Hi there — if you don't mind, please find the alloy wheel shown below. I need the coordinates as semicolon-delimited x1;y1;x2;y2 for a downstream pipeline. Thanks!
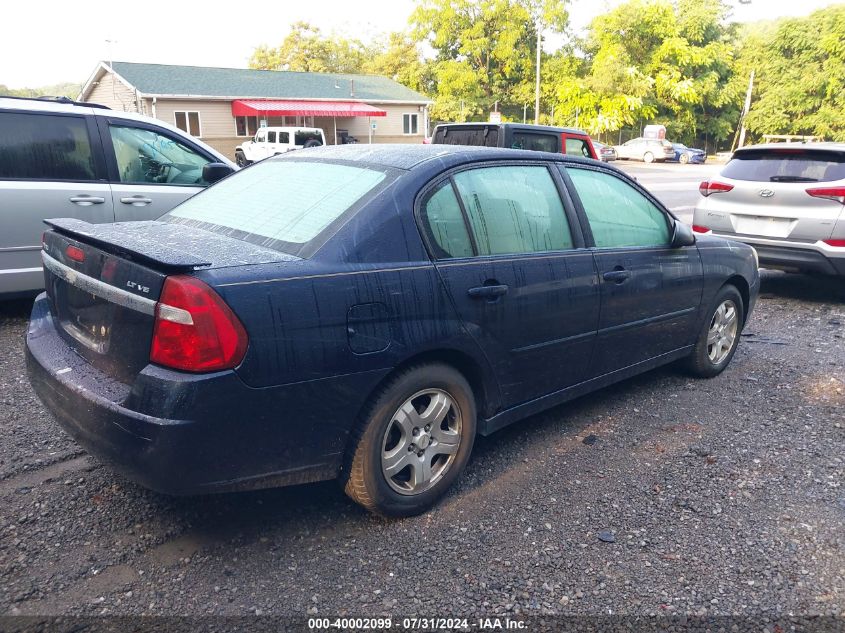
707;299;738;364
381;389;462;495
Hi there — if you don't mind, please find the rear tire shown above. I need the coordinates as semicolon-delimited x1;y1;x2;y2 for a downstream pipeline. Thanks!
342;364;476;517
643;151;654;163
684;285;744;378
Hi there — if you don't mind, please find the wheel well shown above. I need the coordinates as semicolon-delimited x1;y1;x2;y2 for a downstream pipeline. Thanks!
725;275;750;325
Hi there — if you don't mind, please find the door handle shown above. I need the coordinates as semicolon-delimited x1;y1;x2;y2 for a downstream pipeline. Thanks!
120;196;153;206
602;269;631;283
467;284;509;299
69;195;105;206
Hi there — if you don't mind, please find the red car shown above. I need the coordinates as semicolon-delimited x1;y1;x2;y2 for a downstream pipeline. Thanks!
431;123;598;160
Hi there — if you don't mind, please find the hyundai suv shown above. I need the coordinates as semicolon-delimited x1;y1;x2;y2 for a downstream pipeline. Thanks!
693;143;845;276
0;96;235;297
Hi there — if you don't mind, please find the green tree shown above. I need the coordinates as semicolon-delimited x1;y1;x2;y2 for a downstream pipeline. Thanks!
410;0;568;122
249;22;374;73
737;5;845;141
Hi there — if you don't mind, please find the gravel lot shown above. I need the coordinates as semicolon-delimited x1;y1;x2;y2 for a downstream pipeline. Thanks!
1;271;843;624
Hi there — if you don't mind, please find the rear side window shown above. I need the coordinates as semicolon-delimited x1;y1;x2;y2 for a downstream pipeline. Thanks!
565;167;670;248
510;133;558;153
162;160;388;255
433;127;500;147
722;149;845;183
295;131;322;146
0;112;96;181
452;166;573;256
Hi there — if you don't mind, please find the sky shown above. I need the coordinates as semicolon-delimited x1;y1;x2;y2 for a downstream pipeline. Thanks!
1;0;843;88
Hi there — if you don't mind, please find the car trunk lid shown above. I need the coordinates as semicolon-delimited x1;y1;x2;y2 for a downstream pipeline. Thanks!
42;219;295;382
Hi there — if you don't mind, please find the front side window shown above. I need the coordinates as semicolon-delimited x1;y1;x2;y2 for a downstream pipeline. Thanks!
565;167;670;248
0;113;96;181
452;166;573;256
565;138;591;158
421;182;474;259
163;160;389;255
174;111;201;137
108;124;212;186
403;113;419;135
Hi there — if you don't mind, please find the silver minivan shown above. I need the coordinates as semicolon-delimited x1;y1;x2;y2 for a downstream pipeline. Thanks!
0;96;236;297
693;143;845;276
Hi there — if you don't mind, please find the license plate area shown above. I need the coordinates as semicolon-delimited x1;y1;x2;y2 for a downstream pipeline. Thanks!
55;282;115;354
731;214;796;238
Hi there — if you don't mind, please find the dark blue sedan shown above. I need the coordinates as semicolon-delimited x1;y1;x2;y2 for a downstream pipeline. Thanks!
26;145;759;517
671;143;707;164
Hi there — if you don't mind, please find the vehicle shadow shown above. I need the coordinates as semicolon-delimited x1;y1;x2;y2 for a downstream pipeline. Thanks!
759;269;845;303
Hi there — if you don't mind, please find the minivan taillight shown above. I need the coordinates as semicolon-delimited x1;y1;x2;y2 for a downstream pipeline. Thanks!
699;181;734;197
806;186;845;204
151;275;248;372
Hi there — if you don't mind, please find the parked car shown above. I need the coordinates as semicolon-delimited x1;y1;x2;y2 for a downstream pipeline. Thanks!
670;142;707;164
614;137;675;163
432;122;598;160
694;142;845;276
0;96;236;298
593;141;618;162
27;144;759;517
234;126;325;166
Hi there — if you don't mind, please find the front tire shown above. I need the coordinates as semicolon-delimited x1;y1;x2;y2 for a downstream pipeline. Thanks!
684;285;744;378
235;151;250;168
679;153;690;164
342;364;476;517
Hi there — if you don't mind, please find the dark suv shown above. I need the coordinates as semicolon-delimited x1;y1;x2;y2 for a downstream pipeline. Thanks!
432;123;598;160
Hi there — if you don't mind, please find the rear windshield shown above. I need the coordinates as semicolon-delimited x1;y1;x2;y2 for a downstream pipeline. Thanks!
162;160;388;256
433;126;500;147
722;149;845;183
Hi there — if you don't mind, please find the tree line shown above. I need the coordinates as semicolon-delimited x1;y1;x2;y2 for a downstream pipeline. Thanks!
249;0;845;149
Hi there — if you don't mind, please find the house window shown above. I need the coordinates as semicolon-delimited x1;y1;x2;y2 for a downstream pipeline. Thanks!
174;111;201;137
403;113;419;135
235;116;259;137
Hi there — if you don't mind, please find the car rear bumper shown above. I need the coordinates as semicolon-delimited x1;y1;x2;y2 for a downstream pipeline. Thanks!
26;293;387;494
707;233;845;276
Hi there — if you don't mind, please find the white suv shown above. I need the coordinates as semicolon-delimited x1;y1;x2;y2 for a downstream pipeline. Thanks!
234;127;326;166
0;96;236;297
693;143;845;277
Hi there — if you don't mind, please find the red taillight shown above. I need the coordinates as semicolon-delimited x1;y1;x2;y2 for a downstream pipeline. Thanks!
692;225;712;234
150;275;248;373
823;239;845;247
806;186;845;204
66;245;85;262
699;181;734;197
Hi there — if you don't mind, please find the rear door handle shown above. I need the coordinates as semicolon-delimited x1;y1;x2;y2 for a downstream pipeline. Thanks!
120;196;153;206
602;269;631;283
69;195;105;206
467;284;509;299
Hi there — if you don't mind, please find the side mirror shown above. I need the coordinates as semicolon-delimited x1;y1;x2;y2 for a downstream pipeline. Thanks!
671;220;696;247
203;162;235;184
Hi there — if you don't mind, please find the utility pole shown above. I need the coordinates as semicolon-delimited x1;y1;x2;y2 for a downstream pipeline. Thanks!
523;103;528;124
534;20;542;125
736;70;754;150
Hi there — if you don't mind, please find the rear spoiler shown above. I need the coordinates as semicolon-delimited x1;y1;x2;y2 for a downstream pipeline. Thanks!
44;218;212;270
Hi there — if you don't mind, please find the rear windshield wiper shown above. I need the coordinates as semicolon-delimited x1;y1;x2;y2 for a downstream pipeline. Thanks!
769;175;818;182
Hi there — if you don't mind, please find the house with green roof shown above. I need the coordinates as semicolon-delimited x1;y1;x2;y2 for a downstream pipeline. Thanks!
80;61;432;158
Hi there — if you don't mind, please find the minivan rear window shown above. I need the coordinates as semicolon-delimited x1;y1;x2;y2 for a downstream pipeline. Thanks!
722;149;845;183
162;160;388;256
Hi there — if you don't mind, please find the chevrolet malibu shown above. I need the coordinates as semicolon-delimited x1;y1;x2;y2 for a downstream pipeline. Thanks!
26;145;759;517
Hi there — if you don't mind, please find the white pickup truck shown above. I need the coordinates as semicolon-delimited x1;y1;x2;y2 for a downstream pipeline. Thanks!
234;127;326;166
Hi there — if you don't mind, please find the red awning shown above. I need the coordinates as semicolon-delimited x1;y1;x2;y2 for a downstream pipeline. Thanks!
232;99;387;117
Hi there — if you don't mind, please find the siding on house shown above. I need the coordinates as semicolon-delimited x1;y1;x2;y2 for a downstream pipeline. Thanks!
153;99;236;138
86;74;142;113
